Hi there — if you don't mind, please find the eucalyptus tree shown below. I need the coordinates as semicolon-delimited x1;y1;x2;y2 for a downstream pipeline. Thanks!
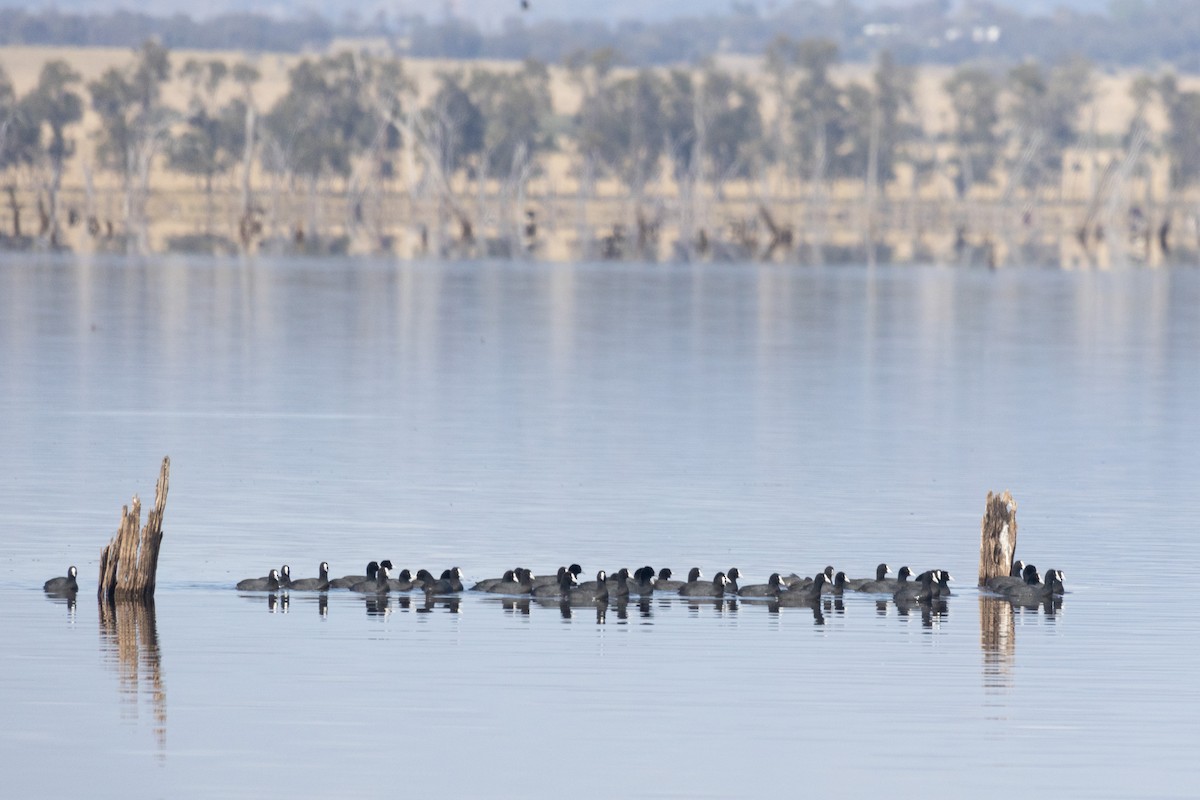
583;69;668;199
18;60;83;244
1157;74;1200;191
469;58;553;180
262;50;404;242
1005;57;1094;190
788;38;845;185
167;58;245;229
88;39;175;248
424;71;485;181
697;63;763;192
466;59;553;248
944;64;1002;196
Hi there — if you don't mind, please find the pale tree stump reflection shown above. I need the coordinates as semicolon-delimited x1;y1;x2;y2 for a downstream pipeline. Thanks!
98;599;167;753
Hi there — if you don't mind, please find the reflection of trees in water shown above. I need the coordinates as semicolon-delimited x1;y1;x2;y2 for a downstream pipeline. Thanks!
98;599;166;752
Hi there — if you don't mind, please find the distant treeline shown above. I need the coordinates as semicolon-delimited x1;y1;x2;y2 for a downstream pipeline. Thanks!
2;37;1199;263
3;1;1200;69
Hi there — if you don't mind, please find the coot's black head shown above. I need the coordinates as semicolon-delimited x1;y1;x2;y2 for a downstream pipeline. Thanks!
280;565;291;578
897;566;913;581
559;570;576;589
568;564;583;577
875;563;890;580
811;572;828;589
1022;564;1040;584
366;561;380;578
397;569;412;581
500;570;516;582
1010;559;1026;578
380;560;394;571
937;570;952;585
438;569;452;580
415;569;436;582
450;567;464;580
686;567;702;582
823;566;835;580
68;566;78;579
658;568;673;581
832;571;847;589
712;571;728;587
319;562;329;578
595;570;607;583
727;567;741;582
768;573;783;587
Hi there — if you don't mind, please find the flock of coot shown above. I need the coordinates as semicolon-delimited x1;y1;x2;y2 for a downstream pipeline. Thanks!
221;559;1066;606
39;560;1064;606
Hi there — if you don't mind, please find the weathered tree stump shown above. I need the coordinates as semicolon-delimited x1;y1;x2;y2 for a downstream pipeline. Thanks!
98;456;170;602
978;490;1017;587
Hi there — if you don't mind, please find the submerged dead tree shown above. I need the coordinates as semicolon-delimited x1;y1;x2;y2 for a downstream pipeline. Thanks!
978;489;1018;587
98;456;170;601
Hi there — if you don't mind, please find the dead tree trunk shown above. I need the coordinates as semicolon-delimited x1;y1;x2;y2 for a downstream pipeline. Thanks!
978;490;1017;587
98;456;170;602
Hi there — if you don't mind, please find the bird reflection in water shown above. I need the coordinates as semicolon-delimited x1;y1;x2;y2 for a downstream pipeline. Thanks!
365;595;392;617
98;598;166;754
557;600;607;624
894;596;949;628
44;589;78;617
767;600;825;625
502;598;530;616
267;593;289;613
416;596;460;614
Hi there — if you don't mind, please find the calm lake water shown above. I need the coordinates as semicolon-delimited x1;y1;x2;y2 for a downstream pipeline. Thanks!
2;255;1198;798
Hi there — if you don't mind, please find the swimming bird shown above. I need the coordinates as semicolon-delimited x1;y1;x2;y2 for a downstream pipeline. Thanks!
855;565;913;593
237;568;281;591
473;568;519;592
725;568;742;593
737;573;785;597
986;563;1038;593
566;570;609;604
845;563;890;591
932;570;953;598
893;570;937;603
276;565;293;590
350;564;391;594
776;572;829;605
43;566;78;594
288;562;330;591
484;568;535;595
1000;569;1064;603
330;561;378;589
785;565;834;590
387;568;416;591
679;572;729;598
531;568;574;598
627;566;656;595
657;567;702;592
823;571;848;596
418;568;464;595
532;564;582;588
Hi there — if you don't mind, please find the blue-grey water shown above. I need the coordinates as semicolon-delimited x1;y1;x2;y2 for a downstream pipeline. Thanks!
2;255;1198;798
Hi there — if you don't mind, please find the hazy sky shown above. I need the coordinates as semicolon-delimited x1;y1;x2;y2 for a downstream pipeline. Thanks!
3;0;1115;24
